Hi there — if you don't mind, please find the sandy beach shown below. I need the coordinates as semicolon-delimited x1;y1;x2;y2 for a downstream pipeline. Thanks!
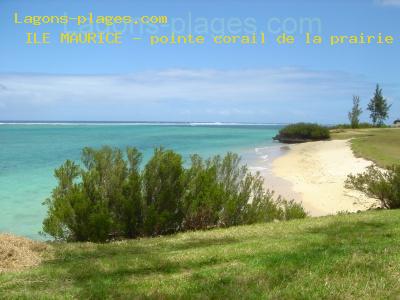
270;139;380;216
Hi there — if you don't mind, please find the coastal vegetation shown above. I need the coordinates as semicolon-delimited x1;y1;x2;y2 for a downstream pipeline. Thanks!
348;95;363;128
2;210;400;299
336;127;400;210
1;128;399;299
329;122;380;130
367;84;391;127
277;85;392;142
333;84;392;130
273;123;330;143
346;165;400;209
42;147;306;242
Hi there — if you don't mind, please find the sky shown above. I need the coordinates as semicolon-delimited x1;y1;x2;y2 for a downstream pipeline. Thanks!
0;0;399;123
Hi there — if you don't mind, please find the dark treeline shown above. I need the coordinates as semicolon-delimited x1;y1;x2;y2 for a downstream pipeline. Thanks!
42;147;306;242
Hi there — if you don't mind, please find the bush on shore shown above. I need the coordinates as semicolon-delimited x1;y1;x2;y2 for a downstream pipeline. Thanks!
345;165;400;209
42;147;307;242
273;123;330;143
329;122;389;130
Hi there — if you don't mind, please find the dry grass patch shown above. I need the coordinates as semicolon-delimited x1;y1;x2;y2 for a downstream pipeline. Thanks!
0;234;50;273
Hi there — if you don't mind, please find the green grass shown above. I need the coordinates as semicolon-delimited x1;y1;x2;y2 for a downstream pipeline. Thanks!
331;128;400;167
2;210;400;299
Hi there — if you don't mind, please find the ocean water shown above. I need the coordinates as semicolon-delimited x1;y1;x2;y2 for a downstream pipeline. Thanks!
0;123;282;239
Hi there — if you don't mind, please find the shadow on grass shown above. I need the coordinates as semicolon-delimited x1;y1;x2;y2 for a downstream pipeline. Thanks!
175;219;392;298
4;218;397;299
51;235;239;261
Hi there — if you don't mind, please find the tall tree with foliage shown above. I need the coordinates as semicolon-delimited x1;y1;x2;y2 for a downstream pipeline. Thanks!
367;84;391;126
348;95;362;128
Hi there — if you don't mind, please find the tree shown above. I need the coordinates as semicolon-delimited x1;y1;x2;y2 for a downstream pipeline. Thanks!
367;84;391;126
348;95;362;128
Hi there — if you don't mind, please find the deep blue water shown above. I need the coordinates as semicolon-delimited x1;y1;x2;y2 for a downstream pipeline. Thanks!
0;123;282;239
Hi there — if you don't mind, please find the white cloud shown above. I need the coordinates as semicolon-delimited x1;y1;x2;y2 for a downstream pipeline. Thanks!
376;0;400;6
0;68;390;122
0;68;370;104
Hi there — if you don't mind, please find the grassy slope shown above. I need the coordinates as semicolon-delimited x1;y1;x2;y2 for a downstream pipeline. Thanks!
2;210;400;299
331;128;400;167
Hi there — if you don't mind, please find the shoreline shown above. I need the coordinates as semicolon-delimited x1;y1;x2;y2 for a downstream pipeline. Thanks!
245;144;304;205
264;139;379;216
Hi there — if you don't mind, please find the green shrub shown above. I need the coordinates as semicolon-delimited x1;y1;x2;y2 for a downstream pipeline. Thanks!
182;153;273;229
119;148;143;238
142;148;184;235
274;123;330;143
244;185;282;223
280;199;308;220
181;154;223;230
181;153;307;229
216;153;252;227
345;165;400;209
246;190;307;223
329;122;388;130
42;147;307;242
42;147;136;242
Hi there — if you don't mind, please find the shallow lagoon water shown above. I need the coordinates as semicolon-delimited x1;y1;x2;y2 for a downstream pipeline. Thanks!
0;123;282;239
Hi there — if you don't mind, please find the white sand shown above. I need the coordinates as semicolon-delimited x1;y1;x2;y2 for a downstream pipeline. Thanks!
271;139;379;216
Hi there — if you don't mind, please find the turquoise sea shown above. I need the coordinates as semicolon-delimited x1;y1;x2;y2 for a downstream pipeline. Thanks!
0;123;282;239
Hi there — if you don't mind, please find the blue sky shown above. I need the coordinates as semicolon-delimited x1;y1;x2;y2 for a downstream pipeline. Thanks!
0;0;399;123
